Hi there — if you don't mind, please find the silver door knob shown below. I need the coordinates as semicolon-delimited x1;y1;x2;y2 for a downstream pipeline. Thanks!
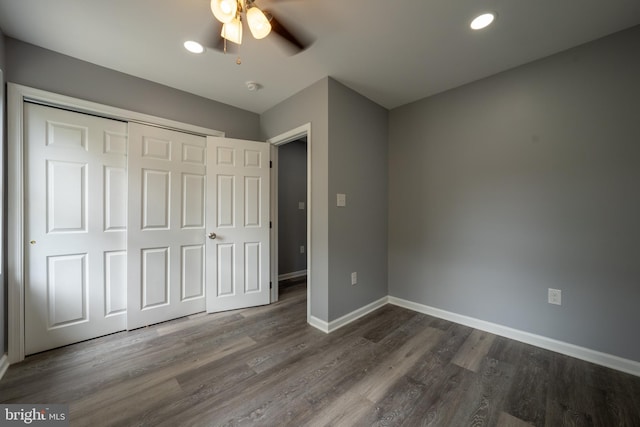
208;232;217;240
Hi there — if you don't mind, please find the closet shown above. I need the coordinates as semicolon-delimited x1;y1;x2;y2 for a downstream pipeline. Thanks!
21;101;270;355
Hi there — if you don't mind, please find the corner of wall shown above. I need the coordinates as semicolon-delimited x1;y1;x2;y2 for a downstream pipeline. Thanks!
326;78;389;321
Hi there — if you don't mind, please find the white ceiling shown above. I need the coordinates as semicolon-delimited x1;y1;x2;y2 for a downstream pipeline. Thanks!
1;0;639;114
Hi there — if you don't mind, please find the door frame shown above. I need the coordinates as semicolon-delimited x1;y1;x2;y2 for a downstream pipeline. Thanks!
267;124;312;322
7;83;223;363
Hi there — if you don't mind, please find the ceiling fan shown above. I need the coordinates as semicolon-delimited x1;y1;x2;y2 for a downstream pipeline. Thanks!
210;0;311;53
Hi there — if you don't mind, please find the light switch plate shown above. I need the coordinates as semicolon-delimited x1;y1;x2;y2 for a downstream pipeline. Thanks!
298;202;305;210
337;193;346;207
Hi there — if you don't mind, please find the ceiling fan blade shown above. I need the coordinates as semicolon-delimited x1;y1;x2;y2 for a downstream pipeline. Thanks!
265;11;313;53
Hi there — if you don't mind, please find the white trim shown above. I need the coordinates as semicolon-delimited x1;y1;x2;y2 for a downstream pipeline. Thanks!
8;85;26;364
269;144;279;303
0;354;9;381
388;296;640;378
310;296;389;334
7;83;225;363
0;69;4;276
278;270;308;281
308;316;330;333
267;123;312;324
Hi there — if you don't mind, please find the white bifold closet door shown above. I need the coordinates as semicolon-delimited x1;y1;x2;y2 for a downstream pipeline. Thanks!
24;103;128;355
23;105;271;353
126;123;207;329
205;137;271;312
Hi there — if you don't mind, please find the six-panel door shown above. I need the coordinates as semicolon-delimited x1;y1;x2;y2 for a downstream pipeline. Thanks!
24;103;128;354
206;137;271;312
126;123;207;329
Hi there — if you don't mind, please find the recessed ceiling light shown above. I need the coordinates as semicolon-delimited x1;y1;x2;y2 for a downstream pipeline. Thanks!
184;40;205;54
470;13;496;30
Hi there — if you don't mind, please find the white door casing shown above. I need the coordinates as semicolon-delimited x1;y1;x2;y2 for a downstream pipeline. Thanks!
206;137;270;312
267;123;312;323
24;103;128;354
127;123;208;329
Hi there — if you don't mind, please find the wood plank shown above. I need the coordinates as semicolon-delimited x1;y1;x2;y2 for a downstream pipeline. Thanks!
402;362;476;426
447;357;516;426
503;345;551;426
499;412;536;427
227;336;381;426
354;375;428;426
175;336;377;425
586;365;640;426
71;379;184;427
451;329;496;372
545;352;597;427
361;305;417;343
351;326;443;402
69;335;256;417
305;391;376;427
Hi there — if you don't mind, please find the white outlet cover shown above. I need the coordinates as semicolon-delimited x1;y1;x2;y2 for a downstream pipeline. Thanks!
351;272;357;285
298;202;305;210
337;193;346;207
548;288;562;305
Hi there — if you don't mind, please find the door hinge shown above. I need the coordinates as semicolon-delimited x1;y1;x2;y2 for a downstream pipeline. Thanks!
270;160;272;168
270;281;273;289
270;221;272;229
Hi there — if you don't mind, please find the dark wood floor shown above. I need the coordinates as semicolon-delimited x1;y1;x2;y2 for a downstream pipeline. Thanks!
1;281;639;426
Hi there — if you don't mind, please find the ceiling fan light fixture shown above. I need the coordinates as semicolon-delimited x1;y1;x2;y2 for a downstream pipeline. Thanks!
211;0;238;24
247;6;272;39
222;17;243;45
470;12;496;30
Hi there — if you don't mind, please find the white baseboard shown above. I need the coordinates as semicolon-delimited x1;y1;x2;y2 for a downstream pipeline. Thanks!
308;316;330;333
278;270;308;281
0;354;9;381
308;296;389;334
389;296;640;378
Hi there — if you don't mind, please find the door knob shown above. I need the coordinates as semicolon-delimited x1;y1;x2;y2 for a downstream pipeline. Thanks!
208;232;217;240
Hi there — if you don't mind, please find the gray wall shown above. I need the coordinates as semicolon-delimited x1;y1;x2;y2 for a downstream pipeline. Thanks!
0;30;6;355
261;77;330;320
278;139;307;275
5;38;260;140
388;25;640;362
261;77;389;322
327;79;388;320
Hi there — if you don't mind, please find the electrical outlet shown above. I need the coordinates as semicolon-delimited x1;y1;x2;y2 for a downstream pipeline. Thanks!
548;288;562;305
298;202;305;210
300;245;305;254
337;193;346;207
351;272;357;285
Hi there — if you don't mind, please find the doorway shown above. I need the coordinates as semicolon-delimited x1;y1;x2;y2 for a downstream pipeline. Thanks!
268;124;312;321
277;138;308;297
